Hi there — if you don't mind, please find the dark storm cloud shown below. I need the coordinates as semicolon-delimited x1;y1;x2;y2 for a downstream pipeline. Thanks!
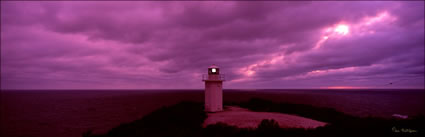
1;1;423;89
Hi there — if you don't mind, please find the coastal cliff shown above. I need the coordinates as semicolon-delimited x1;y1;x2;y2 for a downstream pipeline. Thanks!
84;98;424;137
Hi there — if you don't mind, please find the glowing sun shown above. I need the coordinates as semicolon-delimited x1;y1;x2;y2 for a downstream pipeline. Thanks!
334;24;350;35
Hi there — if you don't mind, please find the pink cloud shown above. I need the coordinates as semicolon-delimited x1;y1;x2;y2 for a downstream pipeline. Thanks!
1;1;423;89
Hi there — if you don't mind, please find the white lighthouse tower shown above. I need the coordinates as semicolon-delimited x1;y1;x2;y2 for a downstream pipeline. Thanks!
202;64;225;112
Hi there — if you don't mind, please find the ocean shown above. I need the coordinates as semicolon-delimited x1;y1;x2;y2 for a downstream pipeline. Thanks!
1;89;424;137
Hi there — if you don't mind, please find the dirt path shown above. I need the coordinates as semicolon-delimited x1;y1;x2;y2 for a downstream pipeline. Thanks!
203;106;327;129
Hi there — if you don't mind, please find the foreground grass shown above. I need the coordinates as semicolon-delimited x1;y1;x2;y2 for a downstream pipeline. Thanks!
84;98;424;137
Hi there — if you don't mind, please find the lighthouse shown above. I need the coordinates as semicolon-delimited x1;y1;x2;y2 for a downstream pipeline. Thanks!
202;64;225;112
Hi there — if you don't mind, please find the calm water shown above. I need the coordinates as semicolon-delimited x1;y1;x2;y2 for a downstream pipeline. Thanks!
1;89;424;137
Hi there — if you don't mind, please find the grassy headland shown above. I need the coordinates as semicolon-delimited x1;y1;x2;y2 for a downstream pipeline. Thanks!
84;98;424;137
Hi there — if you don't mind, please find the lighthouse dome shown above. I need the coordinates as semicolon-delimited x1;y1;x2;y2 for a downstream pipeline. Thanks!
208;64;220;74
208;64;219;69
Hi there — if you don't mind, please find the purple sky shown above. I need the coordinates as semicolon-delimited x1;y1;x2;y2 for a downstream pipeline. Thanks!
1;1;424;89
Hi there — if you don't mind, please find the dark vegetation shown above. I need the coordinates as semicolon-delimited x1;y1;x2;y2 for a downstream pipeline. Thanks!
84;98;424;137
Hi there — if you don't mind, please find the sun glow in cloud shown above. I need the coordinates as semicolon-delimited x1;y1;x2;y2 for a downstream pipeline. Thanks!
313;11;397;49
235;11;401;85
313;23;351;49
334;24;350;35
237;11;399;81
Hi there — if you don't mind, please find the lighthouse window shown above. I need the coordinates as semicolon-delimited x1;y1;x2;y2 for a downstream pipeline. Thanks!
212;68;216;73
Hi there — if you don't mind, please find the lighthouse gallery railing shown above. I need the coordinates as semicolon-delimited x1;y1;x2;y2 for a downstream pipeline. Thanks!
202;74;225;81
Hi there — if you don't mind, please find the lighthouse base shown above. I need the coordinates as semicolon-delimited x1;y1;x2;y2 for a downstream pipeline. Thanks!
204;81;223;112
